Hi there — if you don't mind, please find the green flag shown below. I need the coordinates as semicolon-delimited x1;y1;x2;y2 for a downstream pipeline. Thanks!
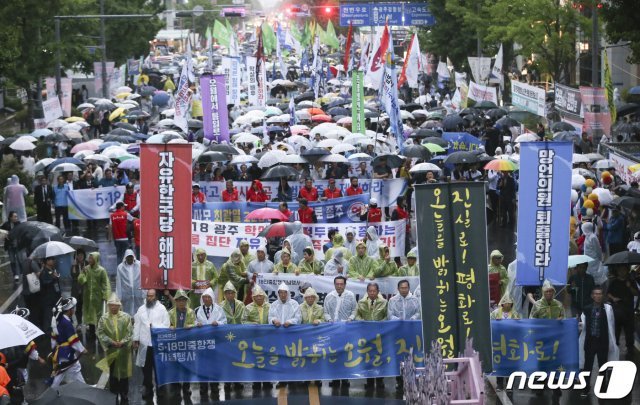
290;23;302;43
604;49;617;124
225;18;233;35
301;21;311;47
352;71;366;134
326;20;340;50
213;20;230;48
262;23;276;55
317;24;327;47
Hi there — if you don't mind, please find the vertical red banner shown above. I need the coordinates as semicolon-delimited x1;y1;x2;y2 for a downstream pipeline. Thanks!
140;144;192;289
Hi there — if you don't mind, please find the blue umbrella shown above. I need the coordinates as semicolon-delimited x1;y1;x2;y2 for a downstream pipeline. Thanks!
628;86;640;95
98;141;123;151
31;128;54;138
46;158;85;172
152;91;170;107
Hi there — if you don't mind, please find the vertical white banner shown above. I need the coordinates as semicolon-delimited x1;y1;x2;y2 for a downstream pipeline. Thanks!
246;56;258;106
45;77;56;99
61;78;72;117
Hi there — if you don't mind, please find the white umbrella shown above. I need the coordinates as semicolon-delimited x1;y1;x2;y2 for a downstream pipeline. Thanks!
29;241;75;259
343;133;367;145
62;130;83;139
324;128;352;139
273;142;294;153
101;147;128;159
310;123;338;137
231;155;259;165
51;163;82;173
73;151;95;160
567;255;594;268
409;162;442;173
115;85;133;94
288;135;313;150
514;133;539;143
10;139;36;151
161;108;175;117
281;155;308;164
320;154;349;163
400;110;415;120
331;144;356;154
592;159;613;169
258;150;287;168
157;118;175;127
295;110;312;121
84;155;111;165
572;153;591;164
47;119;68;129
19;135;38;143
233;133;260;144
0;314;44;350
348;152;373;162
34;158;56;173
585;153;605;162
316;139;340;148
77;103;95;110
168;138;188;144
591;187;613;206
572;174;586;190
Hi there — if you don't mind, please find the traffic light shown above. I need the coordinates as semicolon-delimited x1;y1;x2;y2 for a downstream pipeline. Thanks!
324;6;333;14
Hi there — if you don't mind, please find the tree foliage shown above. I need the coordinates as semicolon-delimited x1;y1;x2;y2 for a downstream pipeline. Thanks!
599;0;640;64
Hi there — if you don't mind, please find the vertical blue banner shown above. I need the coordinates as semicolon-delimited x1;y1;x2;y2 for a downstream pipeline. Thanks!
516;142;572;286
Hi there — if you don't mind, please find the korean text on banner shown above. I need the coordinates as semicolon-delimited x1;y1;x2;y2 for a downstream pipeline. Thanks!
67;187;125;220
192;219;406;258
60;78;73;117
516;142;572;286
414;183;491;372
580;86;612;141
511;81;546;118
554;84;582;119
352;71;366;134
221;57;241;106
152;321;424;384
200;75;229;143
467;81;498;104
140;144;192;289
42;98;64;124
246;56;258;106
491;319;579;376
609;150;636;185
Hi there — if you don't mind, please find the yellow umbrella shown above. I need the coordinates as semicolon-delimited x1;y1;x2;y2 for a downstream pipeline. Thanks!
630;164;640;173
115;92;131;99
109;107;125;121
65;116;85;123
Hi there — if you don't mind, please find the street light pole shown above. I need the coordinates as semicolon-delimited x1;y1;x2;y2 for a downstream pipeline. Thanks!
591;2;599;86
100;0;108;98
55;18;62;103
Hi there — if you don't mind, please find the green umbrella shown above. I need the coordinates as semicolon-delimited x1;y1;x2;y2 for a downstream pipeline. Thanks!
423;143;446;153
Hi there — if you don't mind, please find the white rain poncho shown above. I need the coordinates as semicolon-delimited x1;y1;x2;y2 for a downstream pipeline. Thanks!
323;289;357;322
115;249;145;316
194;287;227;325
268;283;301;325
387;291;421;320
365;226;382;259
247;246;274;279
323;250;349;277
3;175;28;222
286;222;313;263
578;303;619;369
343;228;357;256
581;222;607;284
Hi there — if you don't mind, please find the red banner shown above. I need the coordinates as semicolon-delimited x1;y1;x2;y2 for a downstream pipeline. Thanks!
140;144;192;289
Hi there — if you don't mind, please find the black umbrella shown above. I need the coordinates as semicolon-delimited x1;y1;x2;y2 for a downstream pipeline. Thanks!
551;122;576;132
364;111;378;119
268;126;285;134
46;158;86;172
485;108;507;119
31;381;116;405
108;128;134;136
93;99;116;112
402;103;422;112
188;119;203;129
410;128;440;139
422;137;448;147
295;92;315;103
553;131;580;142
459;107;480;116
198;151;229;163
609;196;640;210
139;85;157;96
444;151;479;165
261;164;300;180
496;116;520;128
302;147;331;159
44;133;69;142
613;123;636;137
403;145;432;160
616;102;640;117
266;98;280;106
209;144;240;155
258;222;298;238
102;135;137;143
604;251;640;265
9;221;63;253
475;100;498;109
328;107;350;116
328;99;350;108
66;236;99;252
277;103;289;111
125;110;150;119
442;115;464;131
0;137;17;146
372;154;404;168
114;122;137;131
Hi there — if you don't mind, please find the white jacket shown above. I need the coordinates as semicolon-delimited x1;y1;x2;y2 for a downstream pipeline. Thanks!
387;292;421;320
133;302;170;347
195;304;227;326
268;298;301;325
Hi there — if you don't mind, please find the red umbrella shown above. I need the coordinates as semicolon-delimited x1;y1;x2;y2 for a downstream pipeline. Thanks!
258;222;298;238
311;114;333;123
245;208;290;221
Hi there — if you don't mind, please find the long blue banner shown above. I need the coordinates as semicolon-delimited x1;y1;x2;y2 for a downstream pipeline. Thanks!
491;319;579;376
151;320;424;384
515;142;572;286
442;132;484;153
192;194;369;223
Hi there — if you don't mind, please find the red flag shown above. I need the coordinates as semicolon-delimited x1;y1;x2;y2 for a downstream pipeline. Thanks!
398;33;415;88
344;22;353;72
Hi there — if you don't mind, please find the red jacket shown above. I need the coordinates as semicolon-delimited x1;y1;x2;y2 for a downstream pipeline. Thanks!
110;210;129;240
299;186;319;202
392;206;410;232
133;218;141;247
123;191;138;211
298;206;317;223
323;187;342;199
222;188;239;202
192;191;206;204
346;186;363;196
247;181;268;202
368;207;383;223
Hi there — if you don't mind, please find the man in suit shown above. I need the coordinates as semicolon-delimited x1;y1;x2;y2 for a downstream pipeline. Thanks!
75;171;96;190
34;176;53;223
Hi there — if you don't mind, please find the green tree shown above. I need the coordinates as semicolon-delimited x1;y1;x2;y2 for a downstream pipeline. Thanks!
599;0;640;63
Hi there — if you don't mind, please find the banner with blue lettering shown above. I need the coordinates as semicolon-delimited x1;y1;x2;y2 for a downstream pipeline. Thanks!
193;194;369;223
491;319;579;376
516;142;572;286
442;132;484;153
67;186;125;220
196;179;407;207
151;320;424;384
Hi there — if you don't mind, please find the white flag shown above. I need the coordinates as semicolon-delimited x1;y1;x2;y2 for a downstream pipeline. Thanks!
399;34;421;88
185;41;195;83
468;56;492;84
436;61;450;79
490;44;504;88
364;25;390;90
173;59;192;133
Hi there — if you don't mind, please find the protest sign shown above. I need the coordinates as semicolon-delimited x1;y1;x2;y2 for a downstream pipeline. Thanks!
511;81;546;117
67;186;125;220
468;81;498;104
152;321;424;384
201;75;229;143
42;98;63;123
580;86;612;141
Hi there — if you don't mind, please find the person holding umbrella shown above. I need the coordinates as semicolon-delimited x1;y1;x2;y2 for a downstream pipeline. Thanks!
97;293;133;405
